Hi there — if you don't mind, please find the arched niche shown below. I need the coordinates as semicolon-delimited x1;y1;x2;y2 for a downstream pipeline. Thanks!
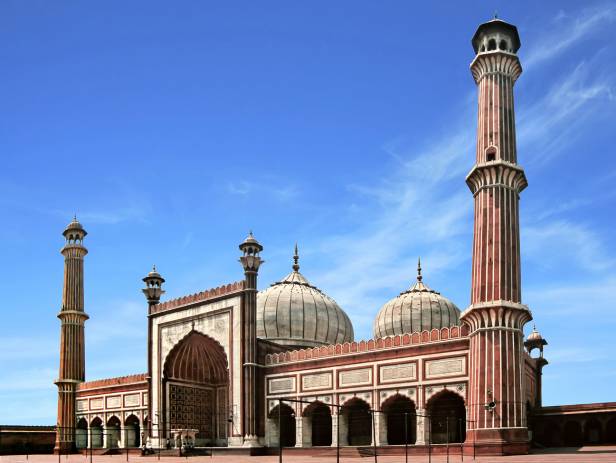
341;398;372;446
303;401;332;446
124;414;141;448
382;394;416;445
267;403;296;447
163;330;229;446
426;390;466;444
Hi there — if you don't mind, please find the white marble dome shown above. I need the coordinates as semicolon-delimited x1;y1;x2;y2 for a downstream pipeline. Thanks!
373;260;460;339
256;247;354;348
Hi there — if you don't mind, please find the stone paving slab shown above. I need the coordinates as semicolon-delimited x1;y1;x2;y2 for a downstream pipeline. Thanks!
2;447;616;463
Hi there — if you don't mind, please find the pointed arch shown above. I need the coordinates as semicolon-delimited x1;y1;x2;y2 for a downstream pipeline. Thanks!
163;330;228;384
426;389;466;444
341;397;372;446
75;418;88;449
267;403;296;447
381;394;416;445
89;417;103;449
163;329;230;446
303;401;332;446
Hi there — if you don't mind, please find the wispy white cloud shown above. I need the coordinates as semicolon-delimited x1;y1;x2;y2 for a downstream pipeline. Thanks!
526;276;616;318
523;220;615;272
524;4;616;69
226;180;299;202
518;57;615;166
0;337;57;361
87;299;146;344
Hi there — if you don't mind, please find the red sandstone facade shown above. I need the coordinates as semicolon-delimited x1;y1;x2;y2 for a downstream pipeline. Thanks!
51;17;616;456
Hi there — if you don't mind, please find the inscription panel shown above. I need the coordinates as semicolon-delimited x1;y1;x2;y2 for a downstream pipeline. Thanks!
90;398;103;410
106;396;121;409
76;399;88;411
425;357;466;379
268;377;296;394
124;393;140;407
302;372;332;391
380;362;416;383
338;368;372;388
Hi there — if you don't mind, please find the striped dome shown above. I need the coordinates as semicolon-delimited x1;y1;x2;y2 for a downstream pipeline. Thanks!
163;331;228;384
256;246;354;348
373;260;460;339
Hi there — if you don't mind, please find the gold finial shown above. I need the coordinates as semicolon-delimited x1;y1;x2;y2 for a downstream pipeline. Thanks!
292;243;300;272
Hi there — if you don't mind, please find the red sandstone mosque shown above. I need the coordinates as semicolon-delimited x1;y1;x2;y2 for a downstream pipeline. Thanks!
53;17;616;456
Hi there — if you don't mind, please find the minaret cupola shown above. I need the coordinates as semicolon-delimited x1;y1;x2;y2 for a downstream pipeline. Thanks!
142;266;165;306
472;16;520;54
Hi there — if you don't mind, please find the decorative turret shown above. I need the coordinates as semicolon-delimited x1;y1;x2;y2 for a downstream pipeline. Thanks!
142;265;165;440
524;325;547;357
239;231;264;274
142;266;165;306
55;217;89;452
238;232;263;446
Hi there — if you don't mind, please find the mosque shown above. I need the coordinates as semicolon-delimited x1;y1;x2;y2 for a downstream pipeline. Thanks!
52;17;616;456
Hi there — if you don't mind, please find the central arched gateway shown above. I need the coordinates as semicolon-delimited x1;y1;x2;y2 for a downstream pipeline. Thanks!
163;330;229;446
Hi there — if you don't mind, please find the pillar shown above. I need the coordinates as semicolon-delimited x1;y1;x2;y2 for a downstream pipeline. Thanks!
374;413;387;445
296;417;311;447
416;410;429;445
335;413;348;446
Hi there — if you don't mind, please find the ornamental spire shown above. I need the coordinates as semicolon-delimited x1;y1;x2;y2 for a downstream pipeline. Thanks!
293;243;300;272
417;257;422;282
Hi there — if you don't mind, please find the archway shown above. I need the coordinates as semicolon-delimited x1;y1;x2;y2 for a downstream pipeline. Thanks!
75;418;88;449
163;330;229;446
304;401;332;447
606;418;616;443
382;395;416;445
342;398;372;446
268;403;296;447
585;418;602;444
90;417;103;448
427;390;465;444
564;420;582;447
106;416;121;448
124;415;141;448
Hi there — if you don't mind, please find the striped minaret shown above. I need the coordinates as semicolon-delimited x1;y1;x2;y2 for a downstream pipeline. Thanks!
461;18;533;454
54;217;89;453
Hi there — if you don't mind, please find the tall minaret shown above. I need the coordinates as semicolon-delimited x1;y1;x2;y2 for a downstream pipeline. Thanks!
54;218;89;452
461;18;533;453
239;232;263;446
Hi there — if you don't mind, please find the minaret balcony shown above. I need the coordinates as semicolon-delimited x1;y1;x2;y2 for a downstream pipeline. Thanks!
466;160;527;195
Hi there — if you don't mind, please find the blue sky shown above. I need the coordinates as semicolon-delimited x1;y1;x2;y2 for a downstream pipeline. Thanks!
1;1;615;424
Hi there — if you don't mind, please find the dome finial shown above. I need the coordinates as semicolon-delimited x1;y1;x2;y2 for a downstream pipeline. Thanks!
417;257;422;282
292;243;300;272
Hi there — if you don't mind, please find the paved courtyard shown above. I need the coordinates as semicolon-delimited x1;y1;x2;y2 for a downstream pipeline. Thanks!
2;447;616;463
